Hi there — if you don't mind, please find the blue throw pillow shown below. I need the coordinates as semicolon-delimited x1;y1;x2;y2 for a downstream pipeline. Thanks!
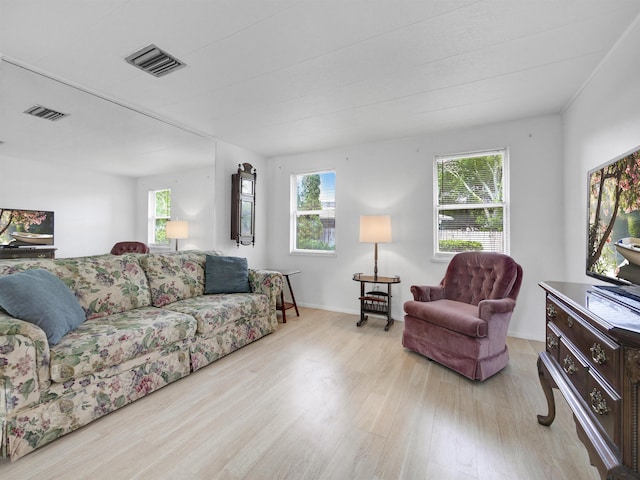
205;255;251;294
0;269;85;345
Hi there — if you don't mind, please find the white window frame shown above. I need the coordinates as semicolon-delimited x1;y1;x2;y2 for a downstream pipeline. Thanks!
290;169;336;255
433;148;510;260
148;188;171;247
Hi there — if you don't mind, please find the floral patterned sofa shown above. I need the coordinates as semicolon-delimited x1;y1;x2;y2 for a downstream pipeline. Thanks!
0;250;283;460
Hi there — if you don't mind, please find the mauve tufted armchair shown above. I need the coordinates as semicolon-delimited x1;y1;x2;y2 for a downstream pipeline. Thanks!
403;251;523;381
110;241;150;255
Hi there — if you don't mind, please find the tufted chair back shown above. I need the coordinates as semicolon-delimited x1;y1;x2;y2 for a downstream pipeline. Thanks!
110;241;150;255
441;251;522;306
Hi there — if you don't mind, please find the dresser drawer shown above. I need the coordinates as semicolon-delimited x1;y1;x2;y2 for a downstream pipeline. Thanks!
559;339;589;397
545;322;561;361
547;298;620;390
586;370;621;447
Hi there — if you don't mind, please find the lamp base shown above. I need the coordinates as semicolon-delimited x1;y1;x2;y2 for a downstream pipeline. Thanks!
373;242;379;280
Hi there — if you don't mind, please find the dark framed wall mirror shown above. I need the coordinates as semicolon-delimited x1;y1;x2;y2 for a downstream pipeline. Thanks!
231;163;256;246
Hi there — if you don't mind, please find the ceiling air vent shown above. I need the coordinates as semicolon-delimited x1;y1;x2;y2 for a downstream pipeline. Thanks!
23;105;68;121
125;44;186;77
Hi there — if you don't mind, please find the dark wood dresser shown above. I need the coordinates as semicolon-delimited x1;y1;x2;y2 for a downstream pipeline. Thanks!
0;248;56;259
538;281;640;479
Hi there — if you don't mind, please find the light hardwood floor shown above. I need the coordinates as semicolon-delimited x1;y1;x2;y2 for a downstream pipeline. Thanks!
0;308;601;480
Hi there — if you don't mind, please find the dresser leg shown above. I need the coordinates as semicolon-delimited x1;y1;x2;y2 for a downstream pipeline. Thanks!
537;353;557;426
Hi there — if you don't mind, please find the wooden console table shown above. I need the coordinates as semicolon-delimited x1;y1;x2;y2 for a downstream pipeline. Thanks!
538;281;640;479
0;248;56;259
352;273;400;331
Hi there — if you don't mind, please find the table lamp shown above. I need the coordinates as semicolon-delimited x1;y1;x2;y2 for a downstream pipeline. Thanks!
166;220;189;251
359;215;392;280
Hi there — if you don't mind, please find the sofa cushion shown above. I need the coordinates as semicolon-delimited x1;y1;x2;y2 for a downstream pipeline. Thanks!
205;255;250;294
56;254;153;319
0;258;58;277
0;269;85;345
403;299;487;337
49;306;197;382
163;293;270;335
139;252;207;307
0;255;153;320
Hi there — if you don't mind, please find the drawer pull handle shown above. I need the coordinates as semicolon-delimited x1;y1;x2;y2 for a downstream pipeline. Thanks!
546;304;557;319
590;343;607;365
563;356;577;375
566;316;574;328
546;334;558;350
589;389;610;415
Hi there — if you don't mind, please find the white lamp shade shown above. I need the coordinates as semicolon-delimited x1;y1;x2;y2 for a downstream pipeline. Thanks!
166;220;189;239
359;215;392;243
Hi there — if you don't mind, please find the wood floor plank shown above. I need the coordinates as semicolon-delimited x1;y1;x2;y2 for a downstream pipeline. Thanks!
0;308;602;480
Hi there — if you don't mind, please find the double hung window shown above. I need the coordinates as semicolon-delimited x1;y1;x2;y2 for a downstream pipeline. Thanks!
291;170;336;254
434;149;509;257
148;188;171;246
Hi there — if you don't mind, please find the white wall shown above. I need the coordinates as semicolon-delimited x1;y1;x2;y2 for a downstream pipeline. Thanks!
214;140;269;268
564;17;640;282
1;155;136;257
2;135;270;270
136;163;216;252
266;114;564;340
134;139;270;270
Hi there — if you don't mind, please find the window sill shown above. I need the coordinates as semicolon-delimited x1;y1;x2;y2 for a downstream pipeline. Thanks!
290;250;337;257
431;254;454;263
149;245;172;253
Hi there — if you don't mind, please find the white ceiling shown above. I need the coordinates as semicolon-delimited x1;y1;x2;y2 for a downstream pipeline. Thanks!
1;0;639;177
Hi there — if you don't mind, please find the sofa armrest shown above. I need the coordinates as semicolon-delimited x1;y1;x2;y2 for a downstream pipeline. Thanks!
410;285;445;302
248;269;284;328
0;312;51;415
478;298;516;320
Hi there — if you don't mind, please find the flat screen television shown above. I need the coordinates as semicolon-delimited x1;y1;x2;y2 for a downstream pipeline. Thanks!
0;209;54;247
586;145;640;308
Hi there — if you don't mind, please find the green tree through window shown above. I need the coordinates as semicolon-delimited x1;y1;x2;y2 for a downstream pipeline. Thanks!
435;149;509;255
149;188;171;244
292;171;335;252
